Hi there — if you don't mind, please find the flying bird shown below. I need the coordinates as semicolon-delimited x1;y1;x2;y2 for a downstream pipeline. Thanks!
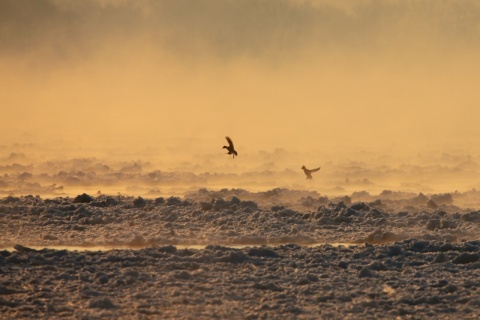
223;136;238;159
302;165;321;179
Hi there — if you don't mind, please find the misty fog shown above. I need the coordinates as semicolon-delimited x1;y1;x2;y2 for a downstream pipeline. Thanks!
1;0;480;198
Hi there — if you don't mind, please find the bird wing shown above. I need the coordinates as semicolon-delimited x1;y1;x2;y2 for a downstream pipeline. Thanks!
225;136;234;148
310;167;321;172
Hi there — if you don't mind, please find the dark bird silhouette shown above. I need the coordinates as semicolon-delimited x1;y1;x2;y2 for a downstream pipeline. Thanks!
223;136;238;158
301;165;320;179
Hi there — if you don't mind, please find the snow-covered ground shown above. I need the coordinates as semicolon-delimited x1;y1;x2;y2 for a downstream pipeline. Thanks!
1;190;480;318
1;189;480;248
1;240;479;319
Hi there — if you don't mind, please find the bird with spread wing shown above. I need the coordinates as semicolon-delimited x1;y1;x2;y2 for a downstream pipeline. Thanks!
301;165;321;179
222;136;238;159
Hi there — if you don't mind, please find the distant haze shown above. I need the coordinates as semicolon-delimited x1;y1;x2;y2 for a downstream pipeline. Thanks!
1;0;480;162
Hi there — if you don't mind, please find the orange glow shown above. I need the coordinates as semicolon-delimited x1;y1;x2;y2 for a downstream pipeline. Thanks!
1;0;480;197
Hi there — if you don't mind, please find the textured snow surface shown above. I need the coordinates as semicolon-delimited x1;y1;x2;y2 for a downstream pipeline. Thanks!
1;189;479;248
2;241;480;319
1;191;480;318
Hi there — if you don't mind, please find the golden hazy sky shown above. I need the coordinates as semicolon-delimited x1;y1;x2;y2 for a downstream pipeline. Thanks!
1;0;479;156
